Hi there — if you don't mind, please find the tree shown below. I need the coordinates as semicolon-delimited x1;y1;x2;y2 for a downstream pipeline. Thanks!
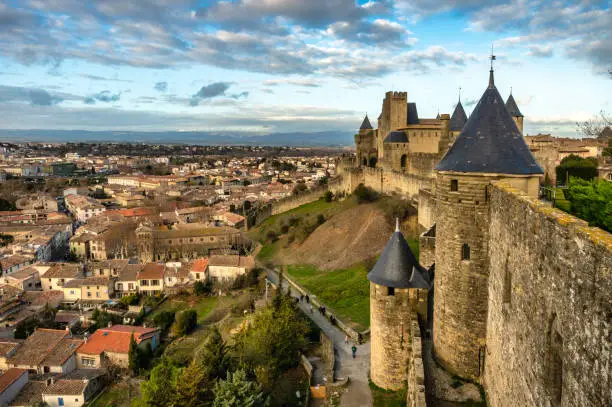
555;155;598;184
353;183;379;203
0;233;14;247
172;309;197;337
128;333;139;374
576;110;611;139
323;190;333;203
194;280;211;296
213;370;266;407
562;177;612;232
136;359;181;407
152;310;175;333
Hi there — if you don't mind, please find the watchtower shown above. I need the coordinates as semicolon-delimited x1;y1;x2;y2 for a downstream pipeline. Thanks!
368;220;430;390
432;67;542;380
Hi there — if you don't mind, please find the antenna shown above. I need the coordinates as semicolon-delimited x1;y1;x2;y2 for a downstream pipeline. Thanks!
458;86;462;102
489;44;496;88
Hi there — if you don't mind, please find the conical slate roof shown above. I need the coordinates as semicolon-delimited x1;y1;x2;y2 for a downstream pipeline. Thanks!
435;71;543;175
360;114;373;130
505;94;523;117
449;100;467;131
367;222;430;289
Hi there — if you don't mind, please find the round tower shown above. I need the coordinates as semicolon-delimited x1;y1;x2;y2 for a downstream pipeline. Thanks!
368;220;430;390
505;92;524;134
432;69;542;380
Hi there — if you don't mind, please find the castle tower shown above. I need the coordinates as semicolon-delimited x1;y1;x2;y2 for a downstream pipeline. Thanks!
368;220;430;390
378;92;408;160
136;220;154;263
355;114;376;167
432;68;542;380
449;95;468;143
505;92;524;133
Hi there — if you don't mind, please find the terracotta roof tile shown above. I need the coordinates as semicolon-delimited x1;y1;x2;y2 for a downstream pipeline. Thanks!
137;263;165;280
43;379;87;395
0;368;27;393
190;258;209;273
77;325;158;355
8;329;67;366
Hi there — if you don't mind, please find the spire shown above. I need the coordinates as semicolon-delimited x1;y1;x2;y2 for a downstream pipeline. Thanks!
359;114;373;130
449;98;468;132
506;93;523;117
489;45;496;89
458;86;462;102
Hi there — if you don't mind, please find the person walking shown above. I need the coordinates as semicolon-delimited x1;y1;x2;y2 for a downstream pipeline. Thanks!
344;334;349;344
351;344;357;359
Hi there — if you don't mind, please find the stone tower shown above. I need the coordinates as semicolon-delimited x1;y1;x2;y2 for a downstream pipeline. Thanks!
505;92;524;134
136;220;154;263
368;221;430;390
378;92;408;160
432;68;542;380
448;96;468;143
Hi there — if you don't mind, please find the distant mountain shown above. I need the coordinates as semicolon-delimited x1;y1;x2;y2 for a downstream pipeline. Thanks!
0;129;355;147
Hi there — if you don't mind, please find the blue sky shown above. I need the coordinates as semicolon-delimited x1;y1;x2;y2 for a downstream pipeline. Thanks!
0;0;610;137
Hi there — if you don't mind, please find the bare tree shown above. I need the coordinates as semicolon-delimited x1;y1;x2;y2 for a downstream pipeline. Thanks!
576;110;612;139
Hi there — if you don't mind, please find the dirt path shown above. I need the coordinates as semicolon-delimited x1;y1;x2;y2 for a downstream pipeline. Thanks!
266;269;373;406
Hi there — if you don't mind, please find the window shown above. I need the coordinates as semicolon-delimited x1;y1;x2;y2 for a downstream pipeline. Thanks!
387;287;395;296
96;292;100;298
81;357;95;367
400;155;407;169
151;280;159;286
87;292;92;298
196;273;200;279
140;280;149;286
461;244;470;260
128;283;134;290
70;290;75;295
450;179;458;191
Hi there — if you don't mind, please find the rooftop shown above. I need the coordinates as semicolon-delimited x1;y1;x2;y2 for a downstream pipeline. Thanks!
137;263;165;280
43;379;88;396
0;368;27;393
209;255;254;269
8;329;67;367
77;325;159;355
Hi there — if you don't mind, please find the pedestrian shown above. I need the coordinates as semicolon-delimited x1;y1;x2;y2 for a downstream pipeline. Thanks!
352;344;357;359
305;295;309;303
310;305;313;313
344;334;349;344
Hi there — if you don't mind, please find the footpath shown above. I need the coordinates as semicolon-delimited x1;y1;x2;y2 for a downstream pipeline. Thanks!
266;269;373;407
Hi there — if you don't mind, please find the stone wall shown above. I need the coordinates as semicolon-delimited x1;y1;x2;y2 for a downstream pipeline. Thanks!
406;314;427;407
418;225;435;269
484;182;611;407
417;189;435;230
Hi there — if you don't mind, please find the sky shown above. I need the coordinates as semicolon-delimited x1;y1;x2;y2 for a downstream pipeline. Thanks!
0;0;610;138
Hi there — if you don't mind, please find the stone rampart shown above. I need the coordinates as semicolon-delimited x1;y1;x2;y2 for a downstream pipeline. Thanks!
417;188;435;230
406;314;427;407
484;182;611;407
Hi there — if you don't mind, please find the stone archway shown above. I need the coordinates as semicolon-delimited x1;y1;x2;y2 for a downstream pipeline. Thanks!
400;154;407;170
369;157;377;168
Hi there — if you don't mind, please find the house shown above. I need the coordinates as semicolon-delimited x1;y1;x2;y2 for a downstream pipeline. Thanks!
0;255;34;277
214;212;245;228
163;263;190;289
41;369;106;407
208;255;254;283
0;285;24;322
114;264;142;298
41;264;84;291
0;341;21;370
7;329;82;375
189;258;208;282
1;266;41;291
0;369;28;406
137;264;165;296
76;325;160;369
87;259;129;278
61;277;114;305
64;195;105;223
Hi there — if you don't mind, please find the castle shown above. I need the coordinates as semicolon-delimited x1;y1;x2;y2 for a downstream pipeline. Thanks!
353;68;610;406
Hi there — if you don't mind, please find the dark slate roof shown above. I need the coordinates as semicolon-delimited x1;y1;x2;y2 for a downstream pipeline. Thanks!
435;71;543;175
449;100;468;131
359;115;373;130
407;103;419;125
384;131;408;143
505;94;523;117
367;226;430;289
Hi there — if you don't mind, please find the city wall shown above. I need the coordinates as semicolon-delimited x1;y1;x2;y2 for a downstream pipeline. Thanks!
484;182;611;407
406;314;427;407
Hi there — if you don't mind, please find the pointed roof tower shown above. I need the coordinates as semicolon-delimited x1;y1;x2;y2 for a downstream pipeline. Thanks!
367;220;430;289
449;93;468;132
435;66;543;175
359;114;373;130
505;92;523;118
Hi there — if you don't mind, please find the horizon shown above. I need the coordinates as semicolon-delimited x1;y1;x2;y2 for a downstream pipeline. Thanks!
0;0;610;139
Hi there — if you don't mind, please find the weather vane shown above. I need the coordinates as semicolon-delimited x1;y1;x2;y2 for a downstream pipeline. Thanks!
490;44;496;70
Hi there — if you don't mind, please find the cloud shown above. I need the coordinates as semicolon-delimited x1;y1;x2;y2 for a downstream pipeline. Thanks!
327;19;414;46
526;44;553;58
463;98;478;107
189;82;248;106
80;74;132;82
0;85;63;106
263;79;322;88
84;90;121;104
154;81;168;92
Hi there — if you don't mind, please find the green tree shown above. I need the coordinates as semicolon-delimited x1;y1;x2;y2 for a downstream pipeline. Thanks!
194;280;211;296
136;358;181;407
128;333;139;374
562;177;612;232
152;310;176;332
172;309;197;337
323;190;333;203
213;370;266;407
353;183;379;203
555;154;598;184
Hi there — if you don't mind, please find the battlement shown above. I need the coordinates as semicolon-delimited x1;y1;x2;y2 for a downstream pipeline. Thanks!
385;91;408;99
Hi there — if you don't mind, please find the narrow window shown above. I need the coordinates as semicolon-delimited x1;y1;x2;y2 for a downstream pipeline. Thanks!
484;186;489;202
387;287;395;296
548;318;563;406
450;179;458;191
461;244;470;260
503;267;512;305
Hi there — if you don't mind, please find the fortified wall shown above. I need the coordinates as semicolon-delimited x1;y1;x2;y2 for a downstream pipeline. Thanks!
484;182;611;407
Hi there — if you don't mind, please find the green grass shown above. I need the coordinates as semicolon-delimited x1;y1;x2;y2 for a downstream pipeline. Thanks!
147;295;218;325
369;380;407;407
87;382;139;407
286;263;370;331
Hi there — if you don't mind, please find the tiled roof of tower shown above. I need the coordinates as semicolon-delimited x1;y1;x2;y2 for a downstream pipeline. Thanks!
407;103;419;125
505;94;523;117
449;100;468;131
384;131;408;143
367;224;430;289
359;115;373;130
435;70;543;175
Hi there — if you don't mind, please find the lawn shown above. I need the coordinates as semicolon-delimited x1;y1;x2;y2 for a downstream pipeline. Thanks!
147;295;217;324
88;381;140;407
286;263;370;331
369;380;407;407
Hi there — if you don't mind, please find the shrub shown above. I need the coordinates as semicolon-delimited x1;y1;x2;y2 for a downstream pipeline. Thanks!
194;280;211;296
265;230;278;243
152;310;176;332
555;154;598;184
323;190;333;202
120;294;140;306
172;309;197;337
280;224;289;234
354;183;378;203
316;214;325;225
378;196;417;223
292;182;308;195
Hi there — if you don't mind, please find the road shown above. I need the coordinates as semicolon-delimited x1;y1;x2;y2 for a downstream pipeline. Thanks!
266;269;373;407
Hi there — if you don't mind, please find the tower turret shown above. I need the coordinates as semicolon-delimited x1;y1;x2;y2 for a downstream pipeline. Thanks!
432;67;542;381
368;220;430;390
136;220;154;263
505;91;524;134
